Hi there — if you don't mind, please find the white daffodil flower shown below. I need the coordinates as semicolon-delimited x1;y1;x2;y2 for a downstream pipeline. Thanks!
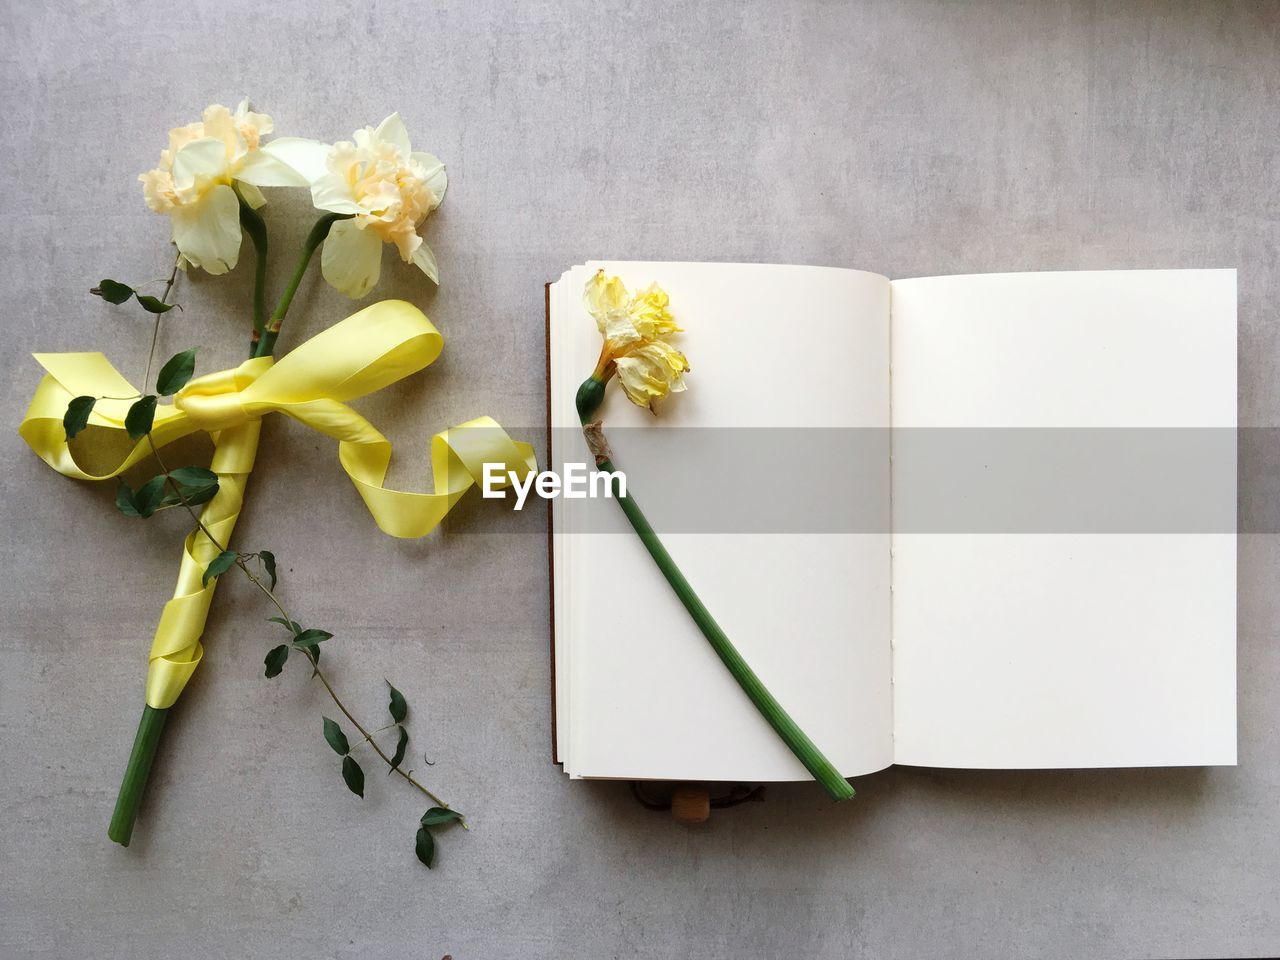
262;114;447;299
140;100;307;274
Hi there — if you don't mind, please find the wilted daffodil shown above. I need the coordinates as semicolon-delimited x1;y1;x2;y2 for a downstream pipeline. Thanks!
573;272;854;804
582;271;689;412
140;100;307;274
261;114;447;299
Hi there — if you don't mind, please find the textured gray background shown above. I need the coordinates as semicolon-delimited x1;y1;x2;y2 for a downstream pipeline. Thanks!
1;1;1277;958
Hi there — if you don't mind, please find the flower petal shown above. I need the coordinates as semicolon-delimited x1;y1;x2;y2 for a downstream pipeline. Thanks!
310;172;364;215
411;240;439;284
375;113;411;155
603;311;642;347
411;151;447;205
258;137;333;185
614;356;664;409
321;220;382;298
237;147;310;187
584;270;630;318
171;137;229;191
170;183;241;275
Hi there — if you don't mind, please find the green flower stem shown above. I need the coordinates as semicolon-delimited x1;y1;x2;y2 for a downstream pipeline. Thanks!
237;194;269;349
254;213;351;358
107;705;167;845
576;377;855;802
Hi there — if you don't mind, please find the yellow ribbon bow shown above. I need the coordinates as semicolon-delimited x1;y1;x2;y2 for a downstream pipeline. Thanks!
19;299;535;709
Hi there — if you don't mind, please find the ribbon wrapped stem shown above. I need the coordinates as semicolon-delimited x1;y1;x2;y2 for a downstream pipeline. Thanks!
109;418;262;844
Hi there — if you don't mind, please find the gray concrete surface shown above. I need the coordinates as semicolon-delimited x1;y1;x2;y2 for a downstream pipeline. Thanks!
1;1;1277;957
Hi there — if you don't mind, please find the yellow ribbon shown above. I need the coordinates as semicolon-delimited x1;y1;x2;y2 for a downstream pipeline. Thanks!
19;299;535;709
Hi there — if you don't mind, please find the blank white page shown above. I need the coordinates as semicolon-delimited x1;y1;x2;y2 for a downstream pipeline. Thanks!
551;262;893;781
890;269;1236;768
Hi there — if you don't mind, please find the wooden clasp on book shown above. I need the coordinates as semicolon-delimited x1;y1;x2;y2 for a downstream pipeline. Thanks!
670;784;711;823
630;782;766;822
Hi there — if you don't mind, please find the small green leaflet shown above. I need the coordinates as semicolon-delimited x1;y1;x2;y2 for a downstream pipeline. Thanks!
166;483;217;508
155;349;196;395
387;681;408;724
293;628;332;648
414;826;435;868
389;726;409;771
268;615;302;633
292;628;332;665
114;469;219;519
202;550;239;586
259;551;277;591
115;482;141;517
420;807;463;827
124;395;157;439
136;294;177;314
90;279;177;313
114;476;165;518
264;644;289;678
63;396;96;440
92;279;134;304
341;755;365;798
131;475;168;518
167;466;216;487
322;716;350;756
164;467;218;508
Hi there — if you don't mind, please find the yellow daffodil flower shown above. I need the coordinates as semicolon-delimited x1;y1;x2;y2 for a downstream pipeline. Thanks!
583;270;688;410
140;100;308;274
572;274;854;802
261;114;447;299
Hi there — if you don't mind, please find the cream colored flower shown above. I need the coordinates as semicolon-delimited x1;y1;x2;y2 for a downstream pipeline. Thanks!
139;100;307;274
585;272;682;345
261;114;447;299
584;271;688;411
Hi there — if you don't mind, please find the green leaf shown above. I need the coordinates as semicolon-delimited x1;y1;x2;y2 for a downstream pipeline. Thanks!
341;755;365;797
157;466;219;509
264;644;289;678
322;716;350;756
132;475;168;518
202;549;238;587
387;681;408;724
155;348;197;395
389;726;409;771
167;466;216;488
115;481;141;518
259;550;277;591
179;484;218;508
63;396;96;440
93;279;134;304
414;826;435;868
164;481;218;506
420;807;464;827
124;395;157;439
136;294;176;314
293;628;332;649
293;627;330;667
268;616;302;633
168;466;218;498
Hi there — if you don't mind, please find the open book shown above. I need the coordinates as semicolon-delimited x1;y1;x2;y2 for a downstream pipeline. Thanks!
547;263;1236;783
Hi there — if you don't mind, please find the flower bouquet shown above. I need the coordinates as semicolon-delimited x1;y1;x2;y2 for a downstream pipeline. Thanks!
19;101;534;867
